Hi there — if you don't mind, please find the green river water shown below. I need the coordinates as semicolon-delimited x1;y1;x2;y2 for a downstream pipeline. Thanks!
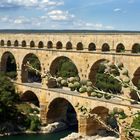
0;130;73;140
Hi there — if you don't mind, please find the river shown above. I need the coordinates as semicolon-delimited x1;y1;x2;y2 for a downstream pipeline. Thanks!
0;130;73;140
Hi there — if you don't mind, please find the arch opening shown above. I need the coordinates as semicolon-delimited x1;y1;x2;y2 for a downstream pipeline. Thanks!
21;53;41;83
87;106;119;136
56;41;62;49
7;40;11;47
38;41;44;48
88;43;96;51
47;41;53;48
1;52;17;79
89;59;121;94
50;56;78;78
21;91;40;107
47;98;78;131
132;43;140;53
0;40;4;46
22;40;27;47
102;43;110;52
66;42;72;50
116;43;125;53
14;40;19;47
77;42;83;50
30;41;35;48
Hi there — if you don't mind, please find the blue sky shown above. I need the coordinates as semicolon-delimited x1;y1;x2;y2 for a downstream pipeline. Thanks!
0;0;139;30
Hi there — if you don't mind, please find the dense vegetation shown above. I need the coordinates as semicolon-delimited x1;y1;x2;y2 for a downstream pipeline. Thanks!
0;72;40;134
95;64;122;94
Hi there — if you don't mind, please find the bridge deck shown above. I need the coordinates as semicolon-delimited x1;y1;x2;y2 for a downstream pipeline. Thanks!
15;82;140;109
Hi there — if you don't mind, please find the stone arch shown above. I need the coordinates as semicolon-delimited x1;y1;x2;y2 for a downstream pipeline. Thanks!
66;41;72;50
132;43;140;53
1;51;17;79
87;106;119;136
14;40;19;47
77;42;83;50
22;40;27;47
30;40;35;48
21;53;41;83
38;41;44;48
49;56;79;78
116;43;125;53
0;40;4;46
47;41;53;48
46;97;78;130
7;40;11;47
132;67;140;86
56;41;63;49
101;43;110;52
88;43;96;51
88;59;108;84
21;90;40;107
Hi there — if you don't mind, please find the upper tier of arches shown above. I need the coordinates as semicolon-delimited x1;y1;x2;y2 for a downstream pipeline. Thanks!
0;39;140;53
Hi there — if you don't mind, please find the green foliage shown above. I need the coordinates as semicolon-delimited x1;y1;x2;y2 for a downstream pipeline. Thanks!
95;64;121;94
57;59;78;78
131;112;140;130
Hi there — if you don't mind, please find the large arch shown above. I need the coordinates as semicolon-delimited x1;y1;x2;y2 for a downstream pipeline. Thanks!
46;97;78;130
49;56;79;78
1;51;17;79
21;90;40;107
132;43;140;53
88;59;107;84
21;53;41;83
101;43;110;52
116;43;125;53
86;106;119;136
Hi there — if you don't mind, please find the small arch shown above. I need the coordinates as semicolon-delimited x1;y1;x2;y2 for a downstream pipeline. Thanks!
38;41;44;48
66;41;72;50
47;97;78;131
47;41;53;49
116;43;125;53
102;43;110;52
76;42;83;50
30;41;35;48
0;40;4;46
88;43;96;51
21;91;40;107
56;41;63;49
14;40;19;47
132;43;140;53
22;40;26;47
7;40;11;47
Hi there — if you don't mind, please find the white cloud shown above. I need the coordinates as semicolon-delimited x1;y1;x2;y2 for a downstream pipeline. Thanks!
47;10;75;21
113;8;121;12
0;0;64;9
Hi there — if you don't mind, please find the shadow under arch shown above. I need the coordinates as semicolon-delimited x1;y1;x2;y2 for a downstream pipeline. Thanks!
46;97;78;130
21;53;41;83
87;106;119;136
1;51;17;79
21;90;40;107
132;43;140;53
88;59;108;84
49;56;79;78
116;43;125;53
102;43;110;52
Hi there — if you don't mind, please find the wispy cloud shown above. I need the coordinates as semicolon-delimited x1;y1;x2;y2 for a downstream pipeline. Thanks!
113;8;121;12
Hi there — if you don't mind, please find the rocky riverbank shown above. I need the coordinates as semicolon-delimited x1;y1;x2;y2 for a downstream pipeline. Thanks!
0;122;67;137
61;133;120;140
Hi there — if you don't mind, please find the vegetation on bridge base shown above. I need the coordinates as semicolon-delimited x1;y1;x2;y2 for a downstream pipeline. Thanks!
0;72;40;134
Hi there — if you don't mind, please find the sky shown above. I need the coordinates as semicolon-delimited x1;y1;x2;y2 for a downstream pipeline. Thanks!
0;0;140;30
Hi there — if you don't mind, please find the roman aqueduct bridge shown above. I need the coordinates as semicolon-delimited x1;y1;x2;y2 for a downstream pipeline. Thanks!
0;31;140;138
